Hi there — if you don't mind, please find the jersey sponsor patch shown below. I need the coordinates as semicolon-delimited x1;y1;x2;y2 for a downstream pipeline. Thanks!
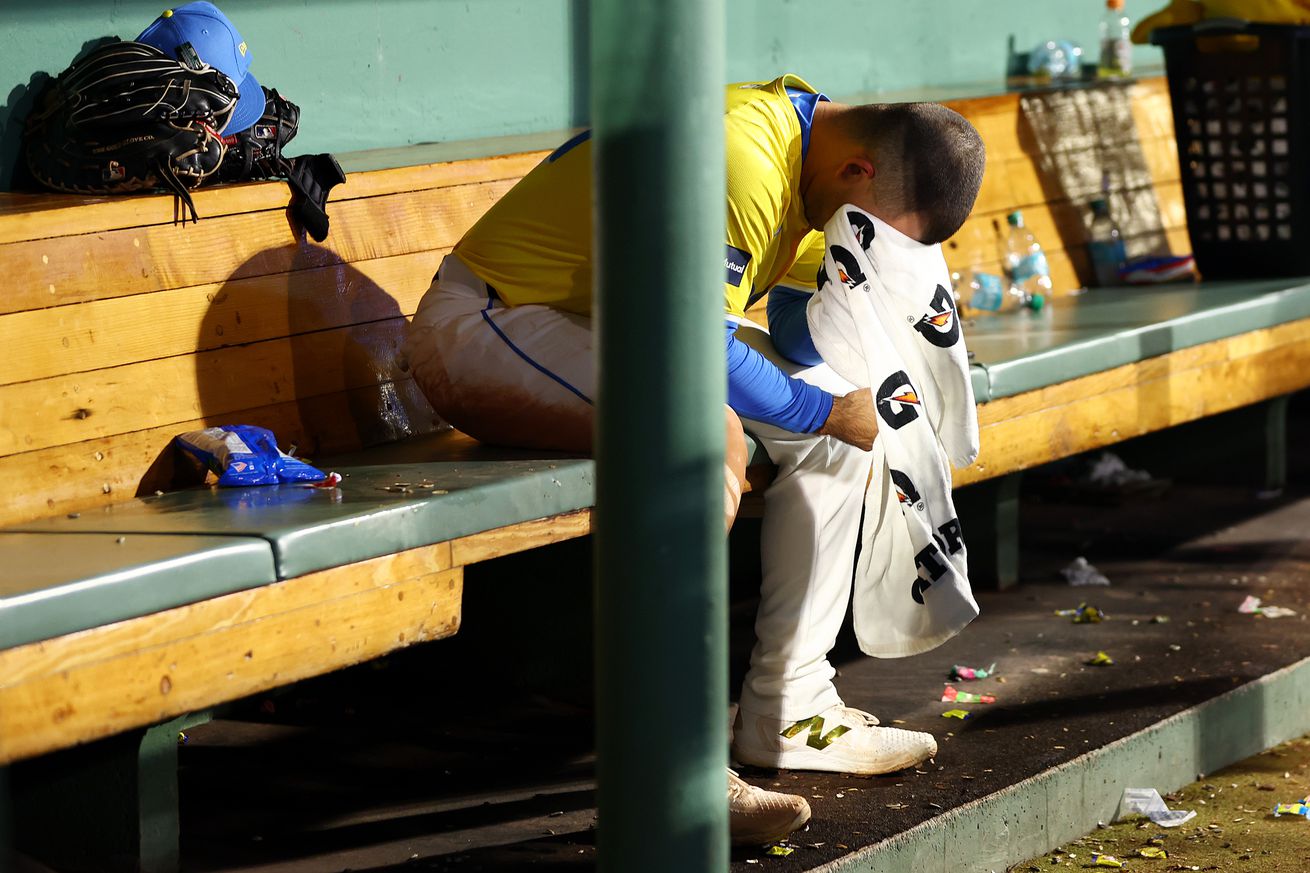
725;244;752;287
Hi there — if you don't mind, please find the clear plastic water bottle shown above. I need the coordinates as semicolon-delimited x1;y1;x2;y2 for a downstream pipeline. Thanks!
949;240;1015;315
1087;197;1126;286
1098;0;1132;79
1029;39;1083;83
963;267;1016;314
1002;211;1052;310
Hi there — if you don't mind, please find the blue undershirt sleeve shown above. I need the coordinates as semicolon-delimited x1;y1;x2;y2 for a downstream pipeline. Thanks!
725;323;833;434
766;285;824;366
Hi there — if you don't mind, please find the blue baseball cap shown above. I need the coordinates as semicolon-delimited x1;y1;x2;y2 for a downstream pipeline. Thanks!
137;2;263;134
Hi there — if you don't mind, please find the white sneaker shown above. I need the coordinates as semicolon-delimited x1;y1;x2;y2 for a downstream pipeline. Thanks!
732;703;937;775
727;768;811;846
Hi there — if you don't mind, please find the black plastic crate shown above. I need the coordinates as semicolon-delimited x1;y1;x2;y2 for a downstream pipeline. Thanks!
1154;22;1310;277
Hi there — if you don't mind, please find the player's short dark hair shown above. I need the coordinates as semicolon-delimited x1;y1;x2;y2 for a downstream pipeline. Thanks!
840;102;985;244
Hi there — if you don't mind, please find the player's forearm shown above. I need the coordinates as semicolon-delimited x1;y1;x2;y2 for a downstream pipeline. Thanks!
815;388;877;451
724;326;833;433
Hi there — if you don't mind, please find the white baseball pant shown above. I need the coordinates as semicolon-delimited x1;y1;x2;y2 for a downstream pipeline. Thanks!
404;254;869;722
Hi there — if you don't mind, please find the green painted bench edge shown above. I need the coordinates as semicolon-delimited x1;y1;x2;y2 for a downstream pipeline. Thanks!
4;459;595;581
968;278;1310;400
0;533;276;650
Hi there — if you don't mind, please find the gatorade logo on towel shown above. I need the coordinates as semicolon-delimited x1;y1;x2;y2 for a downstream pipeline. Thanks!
890;469;923;509
911;518;965;604
875;370;921;430
830;244;866;289
725;245;752;286
847;211;876;253
914;284;961;348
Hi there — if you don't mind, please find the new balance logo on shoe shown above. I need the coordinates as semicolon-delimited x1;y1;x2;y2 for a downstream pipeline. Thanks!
780;715;851;750
733;704;938;775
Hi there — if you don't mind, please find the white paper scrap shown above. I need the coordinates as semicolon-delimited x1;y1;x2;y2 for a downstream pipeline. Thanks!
1118;788;1196;828
1062;556;1111;587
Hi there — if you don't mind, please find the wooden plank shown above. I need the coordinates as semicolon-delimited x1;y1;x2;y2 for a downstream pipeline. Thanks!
0;151;544;247
946;78;1170;163
0;316;419;458
952;318;1310;486
339;134;563;175
0;558;461;764
0;177;516;316
450;509;593;566
0;379;441;527
948;179;1186;269
972;153;1054;216
0;540;453;687
1129;79;1179;142
0;247;446;386
1141;133;1182;185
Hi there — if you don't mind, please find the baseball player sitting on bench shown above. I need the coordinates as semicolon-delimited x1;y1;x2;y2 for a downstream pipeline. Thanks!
403;73;984;844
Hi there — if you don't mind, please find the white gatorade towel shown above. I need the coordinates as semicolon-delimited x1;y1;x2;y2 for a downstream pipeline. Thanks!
807;204;980;657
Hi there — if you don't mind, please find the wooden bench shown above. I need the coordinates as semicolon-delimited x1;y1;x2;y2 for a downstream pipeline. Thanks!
2;75;1308;871
0;135;594;872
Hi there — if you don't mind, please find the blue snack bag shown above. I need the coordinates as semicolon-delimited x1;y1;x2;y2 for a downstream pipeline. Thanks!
226;425;328;483
175;425;327;486
175;426;278;486
274;444;327;483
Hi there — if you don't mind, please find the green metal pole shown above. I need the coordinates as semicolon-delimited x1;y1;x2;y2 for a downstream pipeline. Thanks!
592;1;727;870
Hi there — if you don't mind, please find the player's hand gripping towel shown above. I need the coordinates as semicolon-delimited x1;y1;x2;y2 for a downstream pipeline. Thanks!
807;205;980;657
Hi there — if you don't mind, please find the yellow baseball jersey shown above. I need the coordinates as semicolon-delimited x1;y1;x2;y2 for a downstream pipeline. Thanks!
454;74;824;318
778;233;827;292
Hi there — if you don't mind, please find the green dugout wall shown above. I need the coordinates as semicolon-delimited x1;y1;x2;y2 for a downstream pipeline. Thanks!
0;0;1163;189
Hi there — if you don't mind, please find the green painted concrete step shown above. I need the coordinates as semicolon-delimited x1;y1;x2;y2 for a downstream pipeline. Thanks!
824;655;1310;873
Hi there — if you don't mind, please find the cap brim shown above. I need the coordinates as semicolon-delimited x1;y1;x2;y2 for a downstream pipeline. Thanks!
222;70;264;135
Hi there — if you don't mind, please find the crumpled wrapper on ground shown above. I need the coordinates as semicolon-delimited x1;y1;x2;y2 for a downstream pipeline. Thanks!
1063;556;1111;587
942;685;995;704
1086;452;1152;488
1117;787;1196;828
950;663;997;681
1239;595;1297;619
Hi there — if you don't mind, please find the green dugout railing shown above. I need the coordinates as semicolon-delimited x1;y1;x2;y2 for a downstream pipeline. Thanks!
592;0;729;870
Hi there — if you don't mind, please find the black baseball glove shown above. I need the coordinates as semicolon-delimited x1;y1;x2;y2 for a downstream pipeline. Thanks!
24;40;239;221
213;86;300;184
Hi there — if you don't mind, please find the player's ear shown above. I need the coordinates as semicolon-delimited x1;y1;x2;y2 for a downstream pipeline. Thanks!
840;156;875;183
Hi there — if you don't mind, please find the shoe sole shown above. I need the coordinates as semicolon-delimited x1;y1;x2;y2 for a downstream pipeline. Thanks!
729;805;812;846
731;740;936;776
